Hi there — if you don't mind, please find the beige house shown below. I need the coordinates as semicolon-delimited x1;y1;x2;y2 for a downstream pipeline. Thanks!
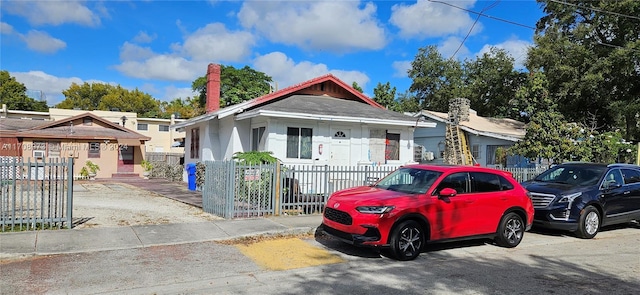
1;104;185;178
1;105;185;154
1;113;150;178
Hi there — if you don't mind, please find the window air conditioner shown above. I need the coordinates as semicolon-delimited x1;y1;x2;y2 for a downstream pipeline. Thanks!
33;150;45;159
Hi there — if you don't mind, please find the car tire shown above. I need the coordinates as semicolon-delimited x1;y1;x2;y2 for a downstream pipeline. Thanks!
388;220;424;261
495;212;524;248
576;205;600;239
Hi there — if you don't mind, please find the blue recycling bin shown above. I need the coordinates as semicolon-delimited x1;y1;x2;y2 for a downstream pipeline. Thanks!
186;163;197;191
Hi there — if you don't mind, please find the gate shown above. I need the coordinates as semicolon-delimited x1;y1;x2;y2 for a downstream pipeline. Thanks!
202;161;277;219
278;165;400;215
1;157;74;231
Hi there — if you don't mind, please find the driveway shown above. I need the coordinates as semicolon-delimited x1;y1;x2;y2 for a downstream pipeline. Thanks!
72;180;220;229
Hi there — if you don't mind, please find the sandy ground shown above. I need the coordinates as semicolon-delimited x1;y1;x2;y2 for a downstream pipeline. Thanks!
72;182;221;229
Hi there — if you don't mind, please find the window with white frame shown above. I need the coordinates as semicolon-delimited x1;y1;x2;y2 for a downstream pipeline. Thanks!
137;123;148;131
159;125;170;132
286;127;312;159
251;126;266;151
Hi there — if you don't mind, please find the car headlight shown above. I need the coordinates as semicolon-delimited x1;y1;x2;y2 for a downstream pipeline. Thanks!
558;192;582;203
356;206;395;214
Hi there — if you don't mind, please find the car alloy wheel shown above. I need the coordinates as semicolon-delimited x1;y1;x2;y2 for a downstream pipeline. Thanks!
495;212;524;248
576;205;600;239
389;220;423;261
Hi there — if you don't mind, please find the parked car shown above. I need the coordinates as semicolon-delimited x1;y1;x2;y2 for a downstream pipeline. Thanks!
321;164;534;261
522;162;640;239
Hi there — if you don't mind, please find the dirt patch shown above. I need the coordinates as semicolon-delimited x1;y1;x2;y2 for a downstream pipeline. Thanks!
72;182;221;229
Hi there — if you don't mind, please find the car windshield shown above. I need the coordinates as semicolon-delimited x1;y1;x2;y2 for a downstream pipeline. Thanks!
534;165;606;186
374;167;442;194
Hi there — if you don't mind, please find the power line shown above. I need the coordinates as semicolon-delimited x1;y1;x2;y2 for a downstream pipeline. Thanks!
451;0;501;59
427;0;536;30
548;0;640;21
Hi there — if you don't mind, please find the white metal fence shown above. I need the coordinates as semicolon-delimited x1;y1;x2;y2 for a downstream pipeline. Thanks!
200;161;547;219
1;157;74;231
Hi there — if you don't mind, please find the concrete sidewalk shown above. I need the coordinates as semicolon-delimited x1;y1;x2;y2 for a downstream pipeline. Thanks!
0;215;323;259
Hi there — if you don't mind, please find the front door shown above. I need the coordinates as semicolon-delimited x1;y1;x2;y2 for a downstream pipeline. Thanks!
329;129;350;166
118;146;134;173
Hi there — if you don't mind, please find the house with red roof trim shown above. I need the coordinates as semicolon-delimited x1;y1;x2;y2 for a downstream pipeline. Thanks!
173;64;435;169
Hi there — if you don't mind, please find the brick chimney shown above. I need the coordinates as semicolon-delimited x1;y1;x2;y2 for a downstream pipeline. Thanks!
206;63;221;113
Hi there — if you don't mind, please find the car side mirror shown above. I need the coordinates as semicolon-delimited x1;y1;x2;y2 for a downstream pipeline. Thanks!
438;188;457;198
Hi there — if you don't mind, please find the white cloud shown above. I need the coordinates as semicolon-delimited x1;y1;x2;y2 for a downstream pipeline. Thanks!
133;31;156;44
3;0;101;26
438;36;470;59
477;38;532;68
238;1;386;52
119;42;156;61
1;22;15;35
11;71;86;105
114;22;257;81
21;30;66;54
180;23;255;62
392;60;412;78
390;0;480;39
253;52;369;91
163;85;197;101
114;55;206;82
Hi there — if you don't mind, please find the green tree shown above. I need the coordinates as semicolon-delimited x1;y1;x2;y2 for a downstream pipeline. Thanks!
463;47;527;118
510;72;583;163
158;97;202;119
0;70;48;111
408;45;465;112
192;65;273;110
57;82;160;117
99;86;160;117
372;82;397;110
57;82;112;110
394;90;421;113
529;0;640;141
351;81;363;93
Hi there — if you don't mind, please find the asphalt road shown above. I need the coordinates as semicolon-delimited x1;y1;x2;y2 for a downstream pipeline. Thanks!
1;224;639;295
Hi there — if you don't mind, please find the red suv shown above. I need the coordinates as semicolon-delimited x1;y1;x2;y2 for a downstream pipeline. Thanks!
322;164;534;260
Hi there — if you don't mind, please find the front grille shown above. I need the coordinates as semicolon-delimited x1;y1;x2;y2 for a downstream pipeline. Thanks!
324;207;353;225
529;192;556;209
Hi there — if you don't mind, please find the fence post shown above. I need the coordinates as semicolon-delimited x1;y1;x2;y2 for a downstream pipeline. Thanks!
324;165;330;195
225;161;235;219
66;157;74;229
274;163;281;216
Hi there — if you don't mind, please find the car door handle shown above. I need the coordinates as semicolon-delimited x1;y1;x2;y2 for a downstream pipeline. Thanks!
465;199;475;203
623;191;630;195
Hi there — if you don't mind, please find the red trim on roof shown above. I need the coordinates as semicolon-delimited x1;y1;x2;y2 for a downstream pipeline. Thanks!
246;74;384;110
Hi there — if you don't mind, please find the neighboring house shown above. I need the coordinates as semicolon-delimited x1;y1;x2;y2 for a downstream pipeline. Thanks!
0;112;151;178
1;104;186;154
173;64;436;168
413;109;529;167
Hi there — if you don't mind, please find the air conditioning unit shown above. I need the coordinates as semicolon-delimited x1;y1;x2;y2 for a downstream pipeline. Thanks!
423;151;435;161
33;150;45;159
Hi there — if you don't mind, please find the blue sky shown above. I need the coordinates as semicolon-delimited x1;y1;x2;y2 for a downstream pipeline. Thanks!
1;0;544;106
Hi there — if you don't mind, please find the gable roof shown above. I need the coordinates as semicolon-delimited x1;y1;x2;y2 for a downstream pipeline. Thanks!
417;109;526;142
237;95;435;127
2;113;150;141
174;74;386;129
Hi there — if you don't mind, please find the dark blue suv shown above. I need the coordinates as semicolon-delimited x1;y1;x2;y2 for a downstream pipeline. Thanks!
522;163;640;238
